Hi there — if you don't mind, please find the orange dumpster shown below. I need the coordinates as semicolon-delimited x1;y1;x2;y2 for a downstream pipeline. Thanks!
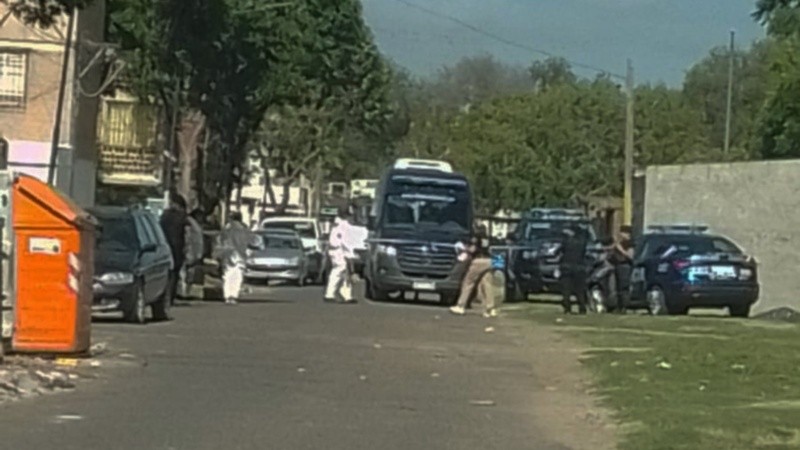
11;174;95;354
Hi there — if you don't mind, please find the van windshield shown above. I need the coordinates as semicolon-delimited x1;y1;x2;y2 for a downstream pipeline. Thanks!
384;192;469;231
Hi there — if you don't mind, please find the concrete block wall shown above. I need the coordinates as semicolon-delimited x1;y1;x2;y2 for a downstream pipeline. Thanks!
643;160;800;314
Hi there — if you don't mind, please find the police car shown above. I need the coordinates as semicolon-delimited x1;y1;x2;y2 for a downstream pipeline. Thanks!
629;225;759;317
506;208;603;301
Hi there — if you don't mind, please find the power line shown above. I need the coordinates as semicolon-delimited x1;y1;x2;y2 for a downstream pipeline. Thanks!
389;0;625;80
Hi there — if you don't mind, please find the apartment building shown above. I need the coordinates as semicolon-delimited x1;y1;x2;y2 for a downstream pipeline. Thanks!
0;2;105;206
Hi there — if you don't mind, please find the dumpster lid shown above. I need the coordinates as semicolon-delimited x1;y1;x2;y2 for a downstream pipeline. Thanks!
14;174;97;228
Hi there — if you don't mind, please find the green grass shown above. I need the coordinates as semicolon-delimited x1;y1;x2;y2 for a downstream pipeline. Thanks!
516;305;800;450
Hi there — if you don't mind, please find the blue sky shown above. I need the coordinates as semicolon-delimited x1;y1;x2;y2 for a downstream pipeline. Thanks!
362;0;766;86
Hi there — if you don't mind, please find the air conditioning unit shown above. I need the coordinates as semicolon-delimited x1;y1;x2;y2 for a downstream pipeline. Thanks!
393;158;453;173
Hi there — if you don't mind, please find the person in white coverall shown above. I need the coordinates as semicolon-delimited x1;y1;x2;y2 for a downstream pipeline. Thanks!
325;210;356;303
214;212;258;304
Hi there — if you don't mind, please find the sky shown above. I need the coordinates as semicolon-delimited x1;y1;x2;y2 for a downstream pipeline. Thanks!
361;0;767;86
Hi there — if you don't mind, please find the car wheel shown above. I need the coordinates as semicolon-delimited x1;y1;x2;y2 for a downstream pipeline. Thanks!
296;271;306;287
123;282;147;324
152;285;173;322
646;286;669;316
729;304;751;318
588;285;606;314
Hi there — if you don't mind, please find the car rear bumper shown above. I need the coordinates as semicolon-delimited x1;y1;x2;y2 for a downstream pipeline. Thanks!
669;283;760;308
244;267;303;280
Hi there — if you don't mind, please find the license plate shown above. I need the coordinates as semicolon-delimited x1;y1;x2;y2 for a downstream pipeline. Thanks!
711;265;737;279
413;281;436;291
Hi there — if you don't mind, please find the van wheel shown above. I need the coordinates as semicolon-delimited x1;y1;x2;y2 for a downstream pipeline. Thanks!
152;286;173;322
646;286;669;316
729;304;751;318
366;279;389;301
123;282;147;324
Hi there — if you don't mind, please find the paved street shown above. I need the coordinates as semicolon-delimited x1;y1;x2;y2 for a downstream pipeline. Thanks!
0;285;595;450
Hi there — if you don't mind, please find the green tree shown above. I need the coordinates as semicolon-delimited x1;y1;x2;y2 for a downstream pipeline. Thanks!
753;0;800;158
683;41;771;156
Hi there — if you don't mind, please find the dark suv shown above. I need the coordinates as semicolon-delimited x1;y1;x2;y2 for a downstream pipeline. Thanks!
506;208;602;301
629;225;759;317
90;207;174;323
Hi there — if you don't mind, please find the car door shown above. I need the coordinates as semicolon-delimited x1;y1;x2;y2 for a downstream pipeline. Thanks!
141;213;172;300
133;213;160;302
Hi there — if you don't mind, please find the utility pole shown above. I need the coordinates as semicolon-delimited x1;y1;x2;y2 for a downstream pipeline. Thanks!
47;8;77;186
623;59;635;227
724;29;736;155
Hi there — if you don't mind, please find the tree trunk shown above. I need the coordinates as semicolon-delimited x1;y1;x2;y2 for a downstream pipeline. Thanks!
278;181;290;215
177;112;205;208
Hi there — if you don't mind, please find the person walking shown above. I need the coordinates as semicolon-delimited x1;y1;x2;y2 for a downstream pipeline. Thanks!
610;225;634;313
324;208;356;304
559;224;590;314
450;225;498;318
215;211;258;305
160;193;188;305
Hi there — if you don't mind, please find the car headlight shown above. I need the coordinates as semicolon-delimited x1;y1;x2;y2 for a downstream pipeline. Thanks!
378;245;397;256
522;250;537;260
739;268;753;280
99;272;134;285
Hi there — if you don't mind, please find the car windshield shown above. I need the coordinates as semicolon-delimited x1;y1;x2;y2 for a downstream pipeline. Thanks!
96;216;139;251
263;221;315;239
524;220;596;241
384;192;469;231
261;235;301;250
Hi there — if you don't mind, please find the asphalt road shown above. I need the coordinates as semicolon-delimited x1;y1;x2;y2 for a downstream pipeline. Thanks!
0;285;571;450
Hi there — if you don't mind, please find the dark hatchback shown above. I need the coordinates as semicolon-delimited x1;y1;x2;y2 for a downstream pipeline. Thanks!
90;207;174;323
629;226;760;317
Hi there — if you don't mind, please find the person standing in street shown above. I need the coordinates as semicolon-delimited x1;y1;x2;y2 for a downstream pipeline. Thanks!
160;193;188;305
325;208;356;304
180;208;205;298
610;225;634;313
215;211;258;305
559;224;589;314
450;225;498;318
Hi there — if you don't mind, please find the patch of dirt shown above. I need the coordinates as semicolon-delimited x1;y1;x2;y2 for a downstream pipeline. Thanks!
503;316;618;450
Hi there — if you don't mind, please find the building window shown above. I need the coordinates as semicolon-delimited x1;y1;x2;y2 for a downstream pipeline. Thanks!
0;52;27;108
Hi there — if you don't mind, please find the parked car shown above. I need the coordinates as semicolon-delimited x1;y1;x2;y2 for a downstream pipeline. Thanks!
629;225;760;317
245;231;308;286
90;206;174;323
261;217;326;283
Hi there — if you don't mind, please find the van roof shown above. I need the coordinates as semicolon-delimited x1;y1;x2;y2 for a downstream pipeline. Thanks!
393;158;453;173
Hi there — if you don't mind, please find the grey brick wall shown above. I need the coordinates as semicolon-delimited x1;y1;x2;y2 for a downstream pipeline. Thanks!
644;160;800;314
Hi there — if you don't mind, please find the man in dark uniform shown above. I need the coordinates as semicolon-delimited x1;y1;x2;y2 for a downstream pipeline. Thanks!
159;193;188;304
610;225;634;313
559;224;589;314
